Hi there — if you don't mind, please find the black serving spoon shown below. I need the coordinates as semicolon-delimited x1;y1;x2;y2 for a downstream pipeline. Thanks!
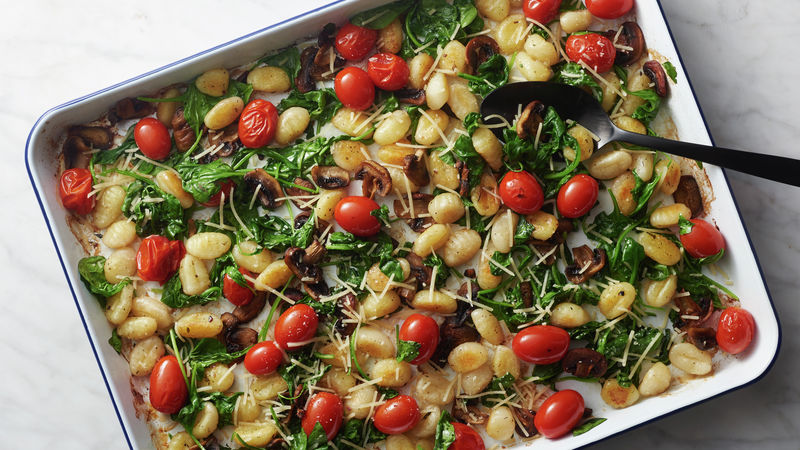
480;82;800;187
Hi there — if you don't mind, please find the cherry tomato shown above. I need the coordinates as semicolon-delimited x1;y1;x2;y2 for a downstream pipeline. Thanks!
149;355;188;414
534;390;585;439
244;341;283;375
451;422;485;450
335;22;378;61
499;170;544;214
522;0;562;24
59;168;95;215
557;174;599;218
223;267;255;306
134;117;172;160
398;314;440;365
565;33;616;74
136;235;185;284
302;392;343;440
367;53;410;91
199;179;236;207
716;307;756;355
373;395;421;435
238;99;279;148
512;325;570;364
680;218;726;258
334;196;381;237
585;0;635;19
274;304;319;350
334;67;375;111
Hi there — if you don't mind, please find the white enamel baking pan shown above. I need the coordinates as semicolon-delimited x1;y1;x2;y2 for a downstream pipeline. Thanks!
25;1;780;448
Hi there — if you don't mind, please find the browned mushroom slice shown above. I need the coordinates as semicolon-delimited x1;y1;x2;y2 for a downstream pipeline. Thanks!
455;160;471;197
673;176;703;217
221;311;240;330
172;107;197;151
561;348;608;378
396;88;426;105
285;247;323;284
304;280;330;300
225;327;258;356
303;240;327;265
512;407;538;438
406;252;433;290
465;36;501;75
244;169;285;209
312;44;345;81
110;97;155;122
355;160;392;198
519;281;534;309
334;293;359;338
296;47;320;93
687;327;717;350
431;319;481;366
284;177;316;211
606;22;646;67
311;165;351;189
68;126;114;150
284;385;309;427
232;292;267;323
294;210;331;236
396;286;417;305
207;124;242;159
673;295;714;330
643;60;669;97
458;281;480;305
516;100;546;140
531;242;559;265
403;153;430;187
565;245;607;284
63;135;92;169
453;405;489;425
393;193;434;232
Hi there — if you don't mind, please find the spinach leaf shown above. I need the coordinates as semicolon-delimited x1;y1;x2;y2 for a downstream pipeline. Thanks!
397;340;421;363
630;170;662;216
108;329;122;354
573;418;606;436
438;134;484;188
290;422;329;450
92;131;136;166
502;106;579;174
532;362;562;383
327;231;396;294
629;88;661;126
160;273;221;308
279;88;343;134
424;253;451;288
554;62;602;102
255;46;302;86
433;410;457;450
350;1;412;29
481;373;516;407
569;321;604;341
402;0;482;59
463;112;481;134
560;0;586;11
121;180;187;240
242;135;343;182
77;256;130;304
174;159;245;204
663;61;678;83
459;53;509;97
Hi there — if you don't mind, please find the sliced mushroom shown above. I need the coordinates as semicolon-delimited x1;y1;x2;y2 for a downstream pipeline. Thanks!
303;240;327;265
355;160;392;198
403;152;430;187
285;385;309;426
673;176;703;217
512;407;538;438
687;327;717;350
244;169;284;209
283;288;307;304
516;100;546;140
458;281;480;306
285;177;316;211
294;210;331;237
206;124;242;159
455;160;470;197
643;60;669;97
465;36;501;74
109;97;155;122
225;326;258;357
68;126;114;149
561;348;608;378
673;295;714;330
431;318;481;366
396;287;417;306
311;165;350;189
453;404;489;425
406;252;432;290
396;88;426;105
312;45;345;81
221;312;240;330
63;135;92;169
519;281;534;309
334;293;359;338
606;22;646;67
285;247;323;284
317;22;337;47
232;292;267;323
172;107;197;152
565;245;607;284
393;193;434;232
296;47;319;93
304;280;330;300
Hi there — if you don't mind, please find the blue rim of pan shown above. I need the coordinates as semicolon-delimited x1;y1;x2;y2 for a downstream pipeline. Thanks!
24;1;781;448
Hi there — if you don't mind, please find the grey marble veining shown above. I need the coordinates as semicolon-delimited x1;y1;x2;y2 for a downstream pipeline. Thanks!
2;1;799;449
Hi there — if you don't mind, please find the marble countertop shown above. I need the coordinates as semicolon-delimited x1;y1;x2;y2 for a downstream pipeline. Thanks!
3;0;799;448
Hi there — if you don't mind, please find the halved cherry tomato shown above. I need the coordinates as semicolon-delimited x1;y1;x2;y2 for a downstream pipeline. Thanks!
59;168;95;215
522;0;562;24
367;53;410;91
334;67;375;111
199;179;236;207
373;395;421;435
334;196;381;237
585;0;635;19
399;314;440;365
451;422;485;450
238;99;279;148
335;22;378;61
716;307;756;355
149;355;188;414
244;341;283;375
223;267;255;306
302;392;343;440
680;218;726;258
274;304;319;350
565;33;616;74
499;170;544;214
512;325;570;364
557;174;599;218
136;235;185;284
534;390;585;439
134;117;172;160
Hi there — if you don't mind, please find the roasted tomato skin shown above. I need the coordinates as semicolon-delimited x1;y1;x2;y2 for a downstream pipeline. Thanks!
534;390;585;438
716;307;756;355
59;168;95;215
499;170;544;214
199;179;235;207
238;99;279;148
522;0;562;24
223;267;255;306
149;355;188;414
244;341;283;375
274;304;319;350
565;33;616;73
585;0;635;19
367;53;410;91
335;22;379;61
136;235;185;284
451;422;485;450
557;174;599;218
334;67;376;111
373;395;421;435
680;218;726;258
398;314;440;365
512;325;571;364
134;117;172;160
302;392;344;440
334;196;381;237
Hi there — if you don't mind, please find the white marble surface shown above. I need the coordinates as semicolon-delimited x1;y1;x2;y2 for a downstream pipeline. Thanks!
2;0;799;448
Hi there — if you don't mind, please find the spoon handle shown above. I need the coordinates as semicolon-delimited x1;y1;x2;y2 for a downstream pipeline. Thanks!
614;130;800;187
